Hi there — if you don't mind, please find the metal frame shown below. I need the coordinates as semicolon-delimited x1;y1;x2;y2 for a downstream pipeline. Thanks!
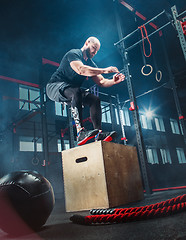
39;60;50;177
171;6;186;144
67;105;75;148
162;36;186;144
113;2;186;194
113;0;152;194
171;6;186;61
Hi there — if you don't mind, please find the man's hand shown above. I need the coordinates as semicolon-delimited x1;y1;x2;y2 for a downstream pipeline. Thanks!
113;73;125;84
92;72;125;87
104;66;119;74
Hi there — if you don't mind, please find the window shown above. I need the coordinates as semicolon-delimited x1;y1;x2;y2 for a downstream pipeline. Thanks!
160;148;172;164
55;102;67;117
179;123;184;135
19;137;43;152
115;108;119;124
146;147;159;164
121;107;131;126
170;119;180;134
154;117;165;132
176;148;186;163
57;139;62;152
140;114;152;129
58;139;70;151
64;140;70;150
115;107;131;126
19;85;40;111
101;101;111;123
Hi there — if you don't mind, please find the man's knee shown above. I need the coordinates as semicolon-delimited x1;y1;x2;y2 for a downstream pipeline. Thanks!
90;95;101;107
70;88;83;108
64;87;82;104
73;88;82;100
95;96;101;106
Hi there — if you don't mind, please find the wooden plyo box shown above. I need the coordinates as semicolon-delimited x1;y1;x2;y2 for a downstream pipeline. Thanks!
62;141;144;212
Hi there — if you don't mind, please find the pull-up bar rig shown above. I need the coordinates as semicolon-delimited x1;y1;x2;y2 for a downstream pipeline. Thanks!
113;2;186;195
114;10;166;47
115;5;186;145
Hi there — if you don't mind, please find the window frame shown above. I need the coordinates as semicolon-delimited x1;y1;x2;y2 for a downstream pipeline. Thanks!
101;101;111;124
19;136;43;152
55;102;67;117
19;85;41;111
160;148;172;164
146;147;159;164
170;118;180;134
154;117;165;132
176;148;186;164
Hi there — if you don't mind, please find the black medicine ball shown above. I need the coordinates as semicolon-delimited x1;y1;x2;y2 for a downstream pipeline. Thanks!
0;170;55;234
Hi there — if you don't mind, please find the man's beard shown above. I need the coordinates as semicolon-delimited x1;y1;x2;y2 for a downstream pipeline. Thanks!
86;48;92;59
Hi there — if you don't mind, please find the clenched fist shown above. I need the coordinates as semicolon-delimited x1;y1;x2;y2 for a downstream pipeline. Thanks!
113;73;125;84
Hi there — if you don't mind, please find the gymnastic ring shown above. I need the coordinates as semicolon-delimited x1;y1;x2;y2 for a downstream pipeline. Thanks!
141;64;153;76
155;70;162;82
32;157;39;165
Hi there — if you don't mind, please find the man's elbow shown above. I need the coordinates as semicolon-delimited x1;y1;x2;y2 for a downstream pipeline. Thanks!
77;66;86;75
98;78;106;87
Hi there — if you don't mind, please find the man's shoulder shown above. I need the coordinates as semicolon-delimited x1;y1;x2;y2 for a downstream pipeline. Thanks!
63;49;83;63
66;49;82;56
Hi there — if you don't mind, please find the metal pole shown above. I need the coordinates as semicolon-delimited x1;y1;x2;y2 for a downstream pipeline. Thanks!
116;94;127;145
171;5;186;61
39;59;49;177
125;21;171;52
109;96;117;131
177;10;186;20
114;10;165;46
124;83;168;103
113;0;152;194
67;106;75;148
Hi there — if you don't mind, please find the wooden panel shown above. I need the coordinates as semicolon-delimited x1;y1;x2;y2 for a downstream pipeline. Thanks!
62;141;109;212
102;141;144;207
62;141;144;212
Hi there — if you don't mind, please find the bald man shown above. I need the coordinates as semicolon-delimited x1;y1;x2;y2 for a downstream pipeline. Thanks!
46;37;125;146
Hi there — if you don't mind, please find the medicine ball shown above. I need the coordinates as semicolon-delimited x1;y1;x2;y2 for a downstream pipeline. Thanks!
0;170;55;234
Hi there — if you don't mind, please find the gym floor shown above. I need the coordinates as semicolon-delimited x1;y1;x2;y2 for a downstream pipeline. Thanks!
0;188;186;240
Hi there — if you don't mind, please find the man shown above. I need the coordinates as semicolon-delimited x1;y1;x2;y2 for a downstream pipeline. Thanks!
46;36;125;146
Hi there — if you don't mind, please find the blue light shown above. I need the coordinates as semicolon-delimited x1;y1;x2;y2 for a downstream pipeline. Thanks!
145;110;154;118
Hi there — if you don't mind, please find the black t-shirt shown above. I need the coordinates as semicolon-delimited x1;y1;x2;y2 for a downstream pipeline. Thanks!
48;49;97;87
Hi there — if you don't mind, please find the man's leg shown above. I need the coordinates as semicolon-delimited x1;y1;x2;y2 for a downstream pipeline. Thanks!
82;92;102;130
83;93;117;142
63;87;99;145
63;87;83;134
